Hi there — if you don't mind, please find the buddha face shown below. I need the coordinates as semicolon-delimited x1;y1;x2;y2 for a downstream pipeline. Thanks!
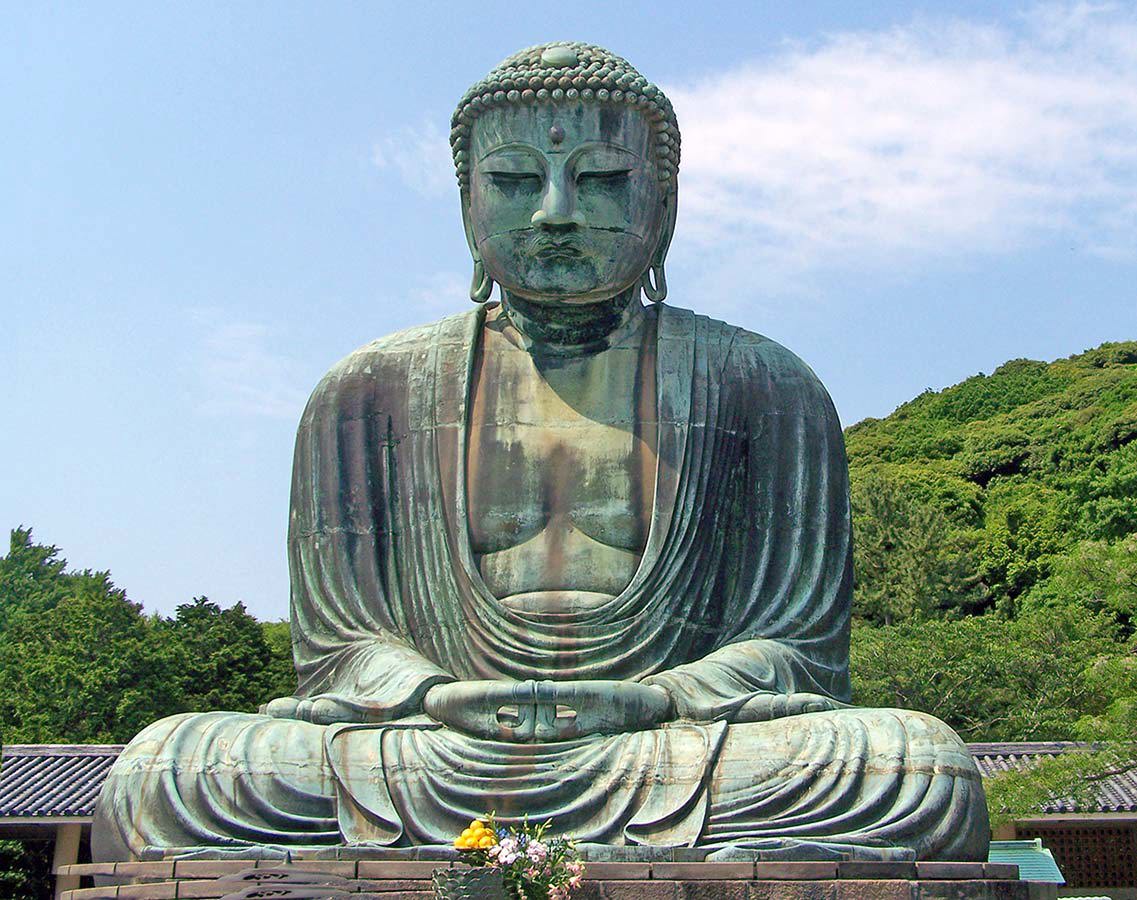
466;103;669;304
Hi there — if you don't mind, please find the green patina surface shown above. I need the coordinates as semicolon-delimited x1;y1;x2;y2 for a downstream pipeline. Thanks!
92;42;990;865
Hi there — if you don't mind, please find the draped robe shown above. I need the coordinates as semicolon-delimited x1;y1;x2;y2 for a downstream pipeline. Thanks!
92;304;988;862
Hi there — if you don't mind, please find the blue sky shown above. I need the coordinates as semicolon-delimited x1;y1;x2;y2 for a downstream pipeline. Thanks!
3;2;1135;621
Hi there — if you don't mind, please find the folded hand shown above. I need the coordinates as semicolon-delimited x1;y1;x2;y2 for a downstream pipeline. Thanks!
423;679;673;742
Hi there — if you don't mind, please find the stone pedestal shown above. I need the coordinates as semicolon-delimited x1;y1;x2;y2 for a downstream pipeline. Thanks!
55;857;1051;900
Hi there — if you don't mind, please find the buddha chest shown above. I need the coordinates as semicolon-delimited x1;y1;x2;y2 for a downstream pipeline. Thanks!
466;308;657;608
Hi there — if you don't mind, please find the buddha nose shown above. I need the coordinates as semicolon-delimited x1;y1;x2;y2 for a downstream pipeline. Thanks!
531;178;586;230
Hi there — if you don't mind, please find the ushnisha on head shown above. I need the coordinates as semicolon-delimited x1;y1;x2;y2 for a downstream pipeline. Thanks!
453;42;680;306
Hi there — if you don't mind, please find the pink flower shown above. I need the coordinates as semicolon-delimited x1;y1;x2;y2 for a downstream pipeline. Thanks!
526;840;548;863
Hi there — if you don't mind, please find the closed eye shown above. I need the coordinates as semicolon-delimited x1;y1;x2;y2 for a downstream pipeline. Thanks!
577;169;631;184
487;172;542;186
486;172;542;199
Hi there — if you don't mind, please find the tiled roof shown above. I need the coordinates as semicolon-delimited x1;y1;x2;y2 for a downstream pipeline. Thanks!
0;744;124;818
1;741;1134;820
969;741;1137;814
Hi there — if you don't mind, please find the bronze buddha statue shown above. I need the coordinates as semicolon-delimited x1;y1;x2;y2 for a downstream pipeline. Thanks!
93;42;988;863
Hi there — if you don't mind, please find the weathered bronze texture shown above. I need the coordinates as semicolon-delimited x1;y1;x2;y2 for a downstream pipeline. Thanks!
92;42;989;865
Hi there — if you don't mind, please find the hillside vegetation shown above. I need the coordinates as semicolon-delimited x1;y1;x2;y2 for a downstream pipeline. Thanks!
846;342;1137;821
846;340;1137;622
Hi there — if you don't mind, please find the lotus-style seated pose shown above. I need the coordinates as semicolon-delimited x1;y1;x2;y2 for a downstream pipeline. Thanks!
94;42;988;864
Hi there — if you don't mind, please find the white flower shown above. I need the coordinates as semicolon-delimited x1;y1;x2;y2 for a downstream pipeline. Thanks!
496;836;520;866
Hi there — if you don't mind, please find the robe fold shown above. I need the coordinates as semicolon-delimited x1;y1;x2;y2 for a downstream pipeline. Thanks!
92;304;988;863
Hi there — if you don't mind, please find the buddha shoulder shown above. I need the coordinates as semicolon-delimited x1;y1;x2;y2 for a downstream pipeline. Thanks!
708;317;837;418
299;310;479;421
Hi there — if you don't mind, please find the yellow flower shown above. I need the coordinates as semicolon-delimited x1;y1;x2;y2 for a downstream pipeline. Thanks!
453;816;496;852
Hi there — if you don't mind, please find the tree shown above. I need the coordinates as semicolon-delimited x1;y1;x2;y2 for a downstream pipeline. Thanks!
260;618;299;702
845;342;1137;617
0;572;182;744
0;528;67;629
984;747;1131;830
985;646;1137;828
851;473;980;624
0;529;303;893
159;597;289;714
1030;534;1137;622
0;841;52;900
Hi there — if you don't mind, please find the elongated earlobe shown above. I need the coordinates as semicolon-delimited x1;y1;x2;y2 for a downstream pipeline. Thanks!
641;263;667;303
641;189;676;303
470;259;494;303
462;194;493;304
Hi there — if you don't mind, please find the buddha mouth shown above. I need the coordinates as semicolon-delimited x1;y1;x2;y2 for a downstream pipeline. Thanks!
534;241;583;260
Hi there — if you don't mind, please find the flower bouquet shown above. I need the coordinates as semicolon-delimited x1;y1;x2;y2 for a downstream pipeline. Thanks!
448;814;585;900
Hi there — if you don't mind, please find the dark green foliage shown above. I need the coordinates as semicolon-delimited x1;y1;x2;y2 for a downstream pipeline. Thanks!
847;341;1137;612
260;619;300;702
0;530;297;892
0;840;52;900
850;473;980;624
0;528;68;630
0;530;296;744
0;533;182;744
850;609;1125;742
159;597;292;714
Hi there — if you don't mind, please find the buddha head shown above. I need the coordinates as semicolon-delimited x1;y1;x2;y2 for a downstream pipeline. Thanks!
451;42;680;306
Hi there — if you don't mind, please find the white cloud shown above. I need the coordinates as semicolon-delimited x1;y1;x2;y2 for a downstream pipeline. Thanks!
371;119;455;197
189;310;308;420
666;2;1137;280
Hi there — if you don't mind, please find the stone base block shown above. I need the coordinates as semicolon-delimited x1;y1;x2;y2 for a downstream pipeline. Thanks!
57;859;1042;900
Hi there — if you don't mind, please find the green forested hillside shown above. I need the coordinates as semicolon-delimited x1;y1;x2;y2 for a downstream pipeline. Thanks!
846;341;1137;621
